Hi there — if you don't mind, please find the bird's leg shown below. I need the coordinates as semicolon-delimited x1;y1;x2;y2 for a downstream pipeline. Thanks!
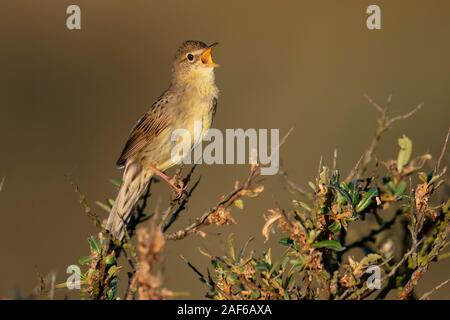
147;164;187;198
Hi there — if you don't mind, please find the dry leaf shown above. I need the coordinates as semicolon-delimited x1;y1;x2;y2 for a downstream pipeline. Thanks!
262;210;283;242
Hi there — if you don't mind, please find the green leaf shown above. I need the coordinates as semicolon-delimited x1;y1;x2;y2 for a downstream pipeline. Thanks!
293;200;312;212
418;172;428;183
264;248;273;265
290;257;305;267
442;199;450;212
386;180;396;194
107;265;119;277
109;179;121;187
394;181;407;197
104;255;116;266
313;240;345;252
233;199;244;209
319;167;330;185
360;253;382;266
107;198;115;207
95;201;111;212
330;180;353;208
227;234;236;261
255;261;271;272
278;237;294;247
211;259;219;269
226;273;238;285
356;188;378;213
283;273;295;290
78;255;93;266
428;173;440;185
328;221;342;234
270;255;289;276
349;183;360;207
107;289;115;300
336;193;346;206
88;236;101;254
237;237;254;263
339;181;350;193
293;241;302;252
397;135;413;173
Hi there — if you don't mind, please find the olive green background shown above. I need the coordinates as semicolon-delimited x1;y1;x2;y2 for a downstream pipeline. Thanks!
0;0;449;299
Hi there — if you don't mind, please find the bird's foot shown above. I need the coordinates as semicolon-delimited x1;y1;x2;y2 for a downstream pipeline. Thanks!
147;164;188;199
170;179;188;200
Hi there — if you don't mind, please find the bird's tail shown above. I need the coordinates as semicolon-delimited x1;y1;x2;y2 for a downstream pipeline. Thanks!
106;162;152;240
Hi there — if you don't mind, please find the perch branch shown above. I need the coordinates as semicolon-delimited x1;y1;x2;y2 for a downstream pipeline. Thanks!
165;165;260;240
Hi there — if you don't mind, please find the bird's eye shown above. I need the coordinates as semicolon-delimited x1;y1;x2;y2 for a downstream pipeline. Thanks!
187;53;194;61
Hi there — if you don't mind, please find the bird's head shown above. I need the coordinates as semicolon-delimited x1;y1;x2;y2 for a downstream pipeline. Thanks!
172;40;219;85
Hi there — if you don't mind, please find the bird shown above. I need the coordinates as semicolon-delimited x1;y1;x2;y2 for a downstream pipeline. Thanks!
106;40;219;240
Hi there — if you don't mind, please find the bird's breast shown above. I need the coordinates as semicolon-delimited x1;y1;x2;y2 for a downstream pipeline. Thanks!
139;83;217;171
177;83;217;130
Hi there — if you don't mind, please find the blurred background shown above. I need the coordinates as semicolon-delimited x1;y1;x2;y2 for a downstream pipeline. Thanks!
0;0;449;299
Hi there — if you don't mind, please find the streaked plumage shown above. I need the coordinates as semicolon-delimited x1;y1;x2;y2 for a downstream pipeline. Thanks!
106;40;219;240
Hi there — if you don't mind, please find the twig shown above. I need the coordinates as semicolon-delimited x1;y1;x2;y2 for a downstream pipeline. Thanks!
165;165;259;240
437;128;450;170
388;103;423;126
364;94;384;114
397;265;428;300
398;212;450;299
333;148;338;172
343;213;398;252
386;237;425;280
359;95;422;177
160;165;199;231
162;176;201;232
341;238;425;300
279;127;294;149
345;153;365;182
279;170;311;198
420;277;450;300
67;175;102;229
164;128;293;241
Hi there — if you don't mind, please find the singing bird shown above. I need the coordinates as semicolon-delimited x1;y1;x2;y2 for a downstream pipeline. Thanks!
106;40;219;240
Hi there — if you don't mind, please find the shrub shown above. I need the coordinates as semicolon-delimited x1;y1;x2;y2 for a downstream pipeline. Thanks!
57;96;449;300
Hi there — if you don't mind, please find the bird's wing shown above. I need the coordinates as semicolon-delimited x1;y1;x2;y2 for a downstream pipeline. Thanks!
116;95;172;167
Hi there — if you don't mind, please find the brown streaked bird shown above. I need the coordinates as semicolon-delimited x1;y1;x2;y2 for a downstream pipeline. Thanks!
106;40;219;240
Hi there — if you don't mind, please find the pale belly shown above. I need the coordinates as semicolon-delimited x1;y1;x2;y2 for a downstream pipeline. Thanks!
139;94;215;171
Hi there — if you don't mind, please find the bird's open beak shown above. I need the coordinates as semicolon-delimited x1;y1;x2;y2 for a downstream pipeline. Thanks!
201;42;219;67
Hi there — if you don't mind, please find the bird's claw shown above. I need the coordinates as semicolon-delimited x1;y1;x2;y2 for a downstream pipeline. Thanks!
174;186;188;200
170;179;187;200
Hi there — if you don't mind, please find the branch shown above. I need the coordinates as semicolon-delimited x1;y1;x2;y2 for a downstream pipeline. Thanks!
67;174;102;229
162;176;201;232
159;165;199;231
437;128;450;171
358;95;422;177
279;170;312;199
165;165;260;240
164;127;292;241
343;213;398;252
420;277;450;300
397;265;428;300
